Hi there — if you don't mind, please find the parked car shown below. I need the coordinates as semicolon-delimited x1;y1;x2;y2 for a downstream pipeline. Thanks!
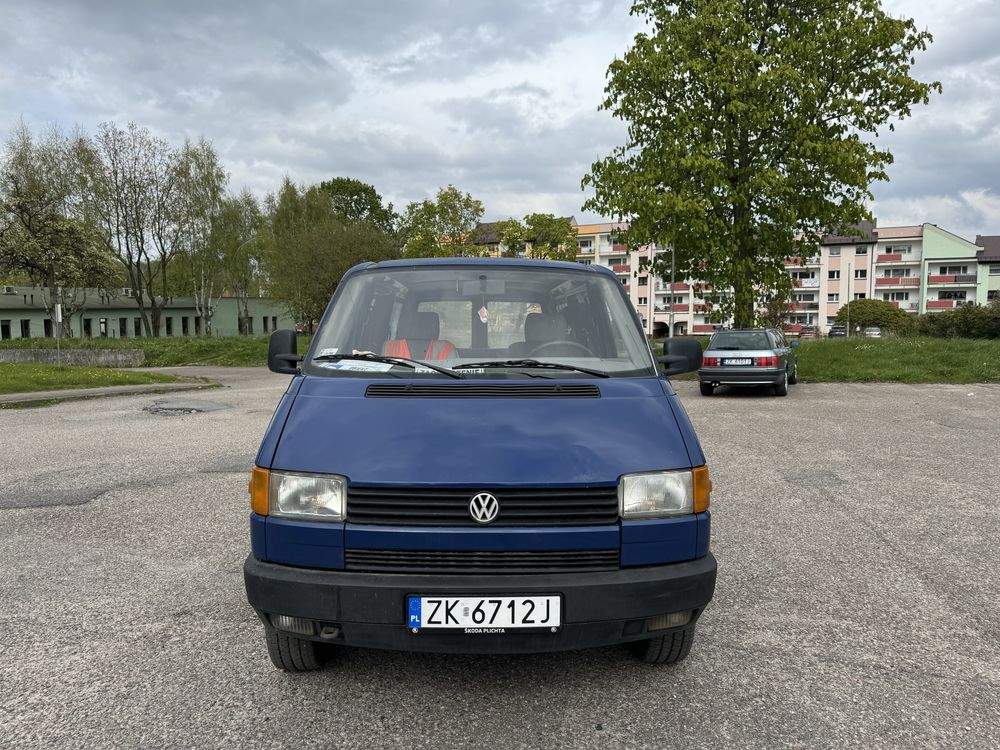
828;325;847;338
698;327;798;396
798;325;819;338
246;258;717;671
863;327;882;338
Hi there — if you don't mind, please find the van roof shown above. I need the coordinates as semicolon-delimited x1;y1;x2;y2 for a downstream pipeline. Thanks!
355;257;613;275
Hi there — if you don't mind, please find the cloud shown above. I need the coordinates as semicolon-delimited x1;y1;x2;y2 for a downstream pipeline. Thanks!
1;0;998;234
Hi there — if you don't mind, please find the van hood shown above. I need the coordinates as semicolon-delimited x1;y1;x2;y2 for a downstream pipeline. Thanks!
268;377;696;486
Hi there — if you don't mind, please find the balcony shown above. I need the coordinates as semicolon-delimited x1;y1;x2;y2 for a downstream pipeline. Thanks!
791;278;820;289
786;302;819;311
612;244;628;252
693;324;718;333
672;304;690;313
926;300;955;309
784;257;802;266
612;264;630;273
694;303;713;312
928;274;977;285
890;301;919;311
875;276;919;287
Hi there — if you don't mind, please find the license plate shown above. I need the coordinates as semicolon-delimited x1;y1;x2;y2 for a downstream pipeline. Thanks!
723;358;752;365
407;595;561;631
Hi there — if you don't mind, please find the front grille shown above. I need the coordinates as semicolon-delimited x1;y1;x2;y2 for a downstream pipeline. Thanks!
365;383;601;398
346;486;620;527
344;548;619;574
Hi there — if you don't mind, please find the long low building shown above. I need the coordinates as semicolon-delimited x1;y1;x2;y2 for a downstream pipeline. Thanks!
0;286;295;340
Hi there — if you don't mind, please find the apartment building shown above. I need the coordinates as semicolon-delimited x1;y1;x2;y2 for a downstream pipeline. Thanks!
571;220;992;336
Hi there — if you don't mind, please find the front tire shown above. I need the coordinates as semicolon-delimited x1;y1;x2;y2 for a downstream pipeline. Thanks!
265;626;331;672
633;625;696;664
699;382;714;396
774;369;788;397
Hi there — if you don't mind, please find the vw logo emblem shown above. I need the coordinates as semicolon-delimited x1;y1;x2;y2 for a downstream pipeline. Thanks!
469;492;500;524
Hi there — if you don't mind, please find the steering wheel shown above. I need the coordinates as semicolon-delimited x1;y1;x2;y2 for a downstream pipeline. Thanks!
528;340;596;357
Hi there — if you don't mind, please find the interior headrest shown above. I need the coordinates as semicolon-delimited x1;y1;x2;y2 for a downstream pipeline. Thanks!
397;311;439;340
524;312;566;342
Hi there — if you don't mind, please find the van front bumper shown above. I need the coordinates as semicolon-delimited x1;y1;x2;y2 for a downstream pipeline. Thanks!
243;553;717;654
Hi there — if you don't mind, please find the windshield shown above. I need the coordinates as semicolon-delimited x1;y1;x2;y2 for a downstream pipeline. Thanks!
708;331;773;350
305;265;656;378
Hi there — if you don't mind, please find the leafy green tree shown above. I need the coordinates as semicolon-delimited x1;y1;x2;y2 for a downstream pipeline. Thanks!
583;0;940;327
261;179;398;323
523;214;578;261
495;217;529;257
399;185;486;257
318;177;398;234
834;298;913;334
0;122;120;335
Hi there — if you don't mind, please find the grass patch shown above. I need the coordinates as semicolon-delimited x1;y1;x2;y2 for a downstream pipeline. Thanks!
652;334;1000;383
795;337;1000;384
0;335;310;367
0;363;181;395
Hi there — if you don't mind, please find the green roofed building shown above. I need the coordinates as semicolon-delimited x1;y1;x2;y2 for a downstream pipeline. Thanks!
0;285;295;340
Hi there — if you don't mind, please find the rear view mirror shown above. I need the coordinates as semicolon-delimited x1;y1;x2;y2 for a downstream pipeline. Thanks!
268;329;302;374
658;337;703;376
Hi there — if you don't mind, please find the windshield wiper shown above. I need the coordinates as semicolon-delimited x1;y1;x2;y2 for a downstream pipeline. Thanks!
454;359;610;378
312;353;464;379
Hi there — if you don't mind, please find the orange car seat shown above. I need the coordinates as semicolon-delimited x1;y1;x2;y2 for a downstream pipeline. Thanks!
382;311;457;360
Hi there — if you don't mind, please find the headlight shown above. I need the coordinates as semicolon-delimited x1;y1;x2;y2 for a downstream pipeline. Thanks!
268;471;345;521
619;470;694;518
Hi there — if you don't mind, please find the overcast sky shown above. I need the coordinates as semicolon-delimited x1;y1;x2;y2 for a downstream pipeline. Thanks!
2;0;998;241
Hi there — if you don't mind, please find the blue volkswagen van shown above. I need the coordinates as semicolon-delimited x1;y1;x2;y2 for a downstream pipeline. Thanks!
244;258;716;671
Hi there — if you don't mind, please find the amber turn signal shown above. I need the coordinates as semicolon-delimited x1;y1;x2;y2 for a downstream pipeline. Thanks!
693;465;711;513
249;466;270;516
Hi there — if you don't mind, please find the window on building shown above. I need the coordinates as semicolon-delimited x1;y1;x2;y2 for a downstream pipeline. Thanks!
20;319;31;338
988;290;999;301
939;265;969;275
826;317;836;325
828;247;841;257
883;292;910;301
0;320;10;340
44;319;53;337
883;269;912;278
855;247;868;255
195;316;202;335
272;316;278;330
829;270;840;280
182;317;190;336
134;318;142;337
854;269;867;279
262;316;269;333
580;259;592;265
853;293;866;300
98;318;107;337
119;318;128;338
885;244;912;254
637;297;648;305
827;293;839;302
83;318;92;337
165;317;173;336
638;276;648;286
990;264;1000;276
939;291;967;300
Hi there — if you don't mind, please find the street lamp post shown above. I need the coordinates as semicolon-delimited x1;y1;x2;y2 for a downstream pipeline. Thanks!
668;244;676;339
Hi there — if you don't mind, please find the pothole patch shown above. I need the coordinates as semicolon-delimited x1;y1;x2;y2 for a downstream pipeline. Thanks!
144;398;232;416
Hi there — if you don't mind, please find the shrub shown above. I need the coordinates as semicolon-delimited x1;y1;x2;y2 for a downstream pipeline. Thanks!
833;298;915;335
915;301;1000;339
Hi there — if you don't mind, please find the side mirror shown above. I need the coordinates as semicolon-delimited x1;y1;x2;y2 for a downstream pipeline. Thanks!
790;340;800;349
658;337;703;376
268;329;302;374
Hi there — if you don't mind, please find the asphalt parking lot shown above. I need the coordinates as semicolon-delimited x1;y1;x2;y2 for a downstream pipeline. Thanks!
1;369;998;749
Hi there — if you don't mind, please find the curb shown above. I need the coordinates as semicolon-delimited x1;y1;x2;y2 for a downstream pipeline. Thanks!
0;380;222;407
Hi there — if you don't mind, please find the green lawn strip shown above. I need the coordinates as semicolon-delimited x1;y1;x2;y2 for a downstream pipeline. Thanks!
0;335;314;367
652;336;1000;384
0;363;181;395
